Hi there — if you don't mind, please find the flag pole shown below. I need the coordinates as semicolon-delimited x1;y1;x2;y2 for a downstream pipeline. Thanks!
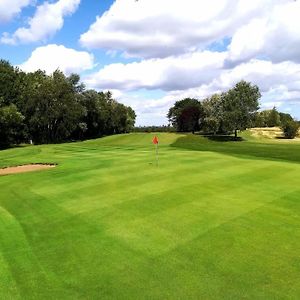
155;142;158;166
152;135;159;166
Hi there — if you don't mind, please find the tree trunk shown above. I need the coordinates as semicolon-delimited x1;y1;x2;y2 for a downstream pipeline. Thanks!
234;129;238;139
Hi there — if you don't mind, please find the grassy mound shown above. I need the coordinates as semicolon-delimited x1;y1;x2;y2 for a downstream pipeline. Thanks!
0;133;300;299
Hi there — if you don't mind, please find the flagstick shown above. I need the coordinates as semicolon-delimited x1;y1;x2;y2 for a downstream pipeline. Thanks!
155;143;158;166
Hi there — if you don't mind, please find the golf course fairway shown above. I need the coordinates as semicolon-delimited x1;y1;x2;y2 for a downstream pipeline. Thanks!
0;133;300;299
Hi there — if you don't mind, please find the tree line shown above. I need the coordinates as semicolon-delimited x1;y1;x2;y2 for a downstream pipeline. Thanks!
0;60;136;147
168;80;299;139
134;125;175;133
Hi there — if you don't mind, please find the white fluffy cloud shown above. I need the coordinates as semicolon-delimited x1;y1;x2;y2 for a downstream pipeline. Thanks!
173;58;300;111
86;53;300;125
1;0;80;44
227;0;300;64
80;0;300;124
20;44;94;75
85;51;226;91
217;60;300;93
85;53;300;94
0;0;31;23
80;0;285;59
6;0;298;124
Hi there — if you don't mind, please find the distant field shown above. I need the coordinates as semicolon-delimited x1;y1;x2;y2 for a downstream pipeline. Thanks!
0;132;300;299
249;126;300;141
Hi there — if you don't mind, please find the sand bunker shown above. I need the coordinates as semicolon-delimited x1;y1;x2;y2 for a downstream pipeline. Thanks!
0;164;56;176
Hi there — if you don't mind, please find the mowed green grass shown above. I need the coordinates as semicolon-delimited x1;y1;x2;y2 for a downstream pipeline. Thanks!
0;133;300;299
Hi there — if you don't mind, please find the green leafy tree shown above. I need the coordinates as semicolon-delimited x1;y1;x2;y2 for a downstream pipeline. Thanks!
254;109;289;128
0;60;29;110
0;60;18;105
68;73;86;93
125;106;136;132
167;98;203;133
281;120;300;139
267;107;281;127
0;104;25;146
254;111;266;127
80;90;107;138
202;117;219;135
222;81;261;138
25;70;84;143
202;94;224;134
279;112;293;125
80;90;136;138
0;59;136;147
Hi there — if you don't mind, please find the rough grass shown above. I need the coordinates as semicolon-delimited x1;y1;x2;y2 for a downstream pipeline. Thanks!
249;127;283;139
248;127;300;141
0;132;300;299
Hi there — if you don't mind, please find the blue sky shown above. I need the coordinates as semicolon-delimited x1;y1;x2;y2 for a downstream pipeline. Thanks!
1;1;115;64
1;0;300;125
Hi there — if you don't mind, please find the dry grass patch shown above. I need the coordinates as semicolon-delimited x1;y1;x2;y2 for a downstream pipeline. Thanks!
249;127;300;140
249;127;283;139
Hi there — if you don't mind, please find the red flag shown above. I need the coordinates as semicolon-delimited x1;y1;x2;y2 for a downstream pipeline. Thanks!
152;136;159;144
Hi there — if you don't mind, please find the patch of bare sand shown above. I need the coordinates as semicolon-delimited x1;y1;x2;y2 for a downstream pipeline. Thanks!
0;164;56;176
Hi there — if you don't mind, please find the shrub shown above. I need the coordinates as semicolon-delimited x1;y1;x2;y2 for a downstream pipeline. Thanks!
281;121;300;139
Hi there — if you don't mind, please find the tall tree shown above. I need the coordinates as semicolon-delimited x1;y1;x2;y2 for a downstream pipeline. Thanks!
0;60;18;105
0;59;137;148
0;103;25;146
222;81;261;138
279;112;293;125
202;94;224;134
281;120;300;139
267;107;281;127
25;70;84;143
80;90;109;138
167;98;203;133
80;90;136;138
125;106;136;132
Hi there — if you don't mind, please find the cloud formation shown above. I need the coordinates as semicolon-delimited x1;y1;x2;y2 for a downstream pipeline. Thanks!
86;53;300;125
13;0;300;124
85;53;300;98
227;0;300;64
20;44;94;75
80;0;287;59
1;0;80;44
0;0;31;23
85;51;226;91
80;0;300;124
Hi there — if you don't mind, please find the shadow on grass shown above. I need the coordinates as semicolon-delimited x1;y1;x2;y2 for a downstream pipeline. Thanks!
275;136;296;140
171;134;300;164
0;144;27;150
202;135;244;142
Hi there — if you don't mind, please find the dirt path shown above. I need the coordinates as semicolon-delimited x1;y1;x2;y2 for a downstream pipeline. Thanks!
0;164;56;176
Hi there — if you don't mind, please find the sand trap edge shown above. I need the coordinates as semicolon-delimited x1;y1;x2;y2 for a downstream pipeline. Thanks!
0;163;57;176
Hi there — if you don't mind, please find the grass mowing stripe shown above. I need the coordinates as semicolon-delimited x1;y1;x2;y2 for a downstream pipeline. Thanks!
0;132;300;299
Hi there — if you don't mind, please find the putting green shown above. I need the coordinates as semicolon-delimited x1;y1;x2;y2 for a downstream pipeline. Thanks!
0;133;299;299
